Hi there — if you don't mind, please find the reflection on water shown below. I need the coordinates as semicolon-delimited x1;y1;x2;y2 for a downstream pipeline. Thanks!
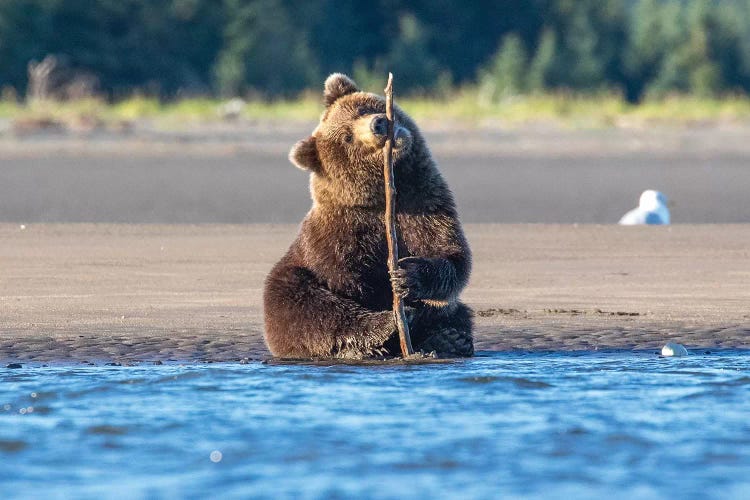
1;351;749;498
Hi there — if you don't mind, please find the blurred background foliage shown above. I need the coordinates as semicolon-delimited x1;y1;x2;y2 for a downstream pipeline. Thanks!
2;0;750;103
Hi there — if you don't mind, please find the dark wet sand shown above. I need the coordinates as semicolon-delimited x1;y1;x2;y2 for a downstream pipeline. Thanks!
1;224;748;364
2;124;750;224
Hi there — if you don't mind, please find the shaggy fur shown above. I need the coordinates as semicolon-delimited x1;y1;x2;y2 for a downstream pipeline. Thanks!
263;73;473;359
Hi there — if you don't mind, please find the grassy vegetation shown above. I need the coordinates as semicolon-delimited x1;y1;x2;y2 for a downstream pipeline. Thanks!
3;91;750;132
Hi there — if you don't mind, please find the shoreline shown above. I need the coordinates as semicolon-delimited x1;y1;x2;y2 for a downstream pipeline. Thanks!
2;223;748;365
5;122;750;156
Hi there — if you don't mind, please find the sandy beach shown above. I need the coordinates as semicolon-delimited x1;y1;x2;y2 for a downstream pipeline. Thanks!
1;125;749;363
1;223;748;364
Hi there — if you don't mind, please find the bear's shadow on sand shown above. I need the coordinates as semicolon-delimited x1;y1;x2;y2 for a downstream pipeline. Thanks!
262;356;460;367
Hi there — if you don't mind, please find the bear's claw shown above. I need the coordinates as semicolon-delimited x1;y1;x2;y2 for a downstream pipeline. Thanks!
390;256;432;300
389;269;410;298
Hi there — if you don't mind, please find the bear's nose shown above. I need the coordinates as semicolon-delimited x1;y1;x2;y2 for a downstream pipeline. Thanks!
370;115;388;137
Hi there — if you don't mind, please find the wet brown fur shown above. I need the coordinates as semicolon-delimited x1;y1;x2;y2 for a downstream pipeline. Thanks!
263;74;473;359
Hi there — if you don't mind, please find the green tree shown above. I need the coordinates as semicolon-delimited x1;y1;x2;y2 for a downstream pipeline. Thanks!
0;0;47;92
356;13;444;95
527;29;556;93
296;0;389;79
478;33;528;102
685;1;723;96
624;0;668;101
214;0;318;97
3;0;750;100
736;0;750;90
647;0;731;97
542;0;626;92
0;0;224;97
561;6;605;89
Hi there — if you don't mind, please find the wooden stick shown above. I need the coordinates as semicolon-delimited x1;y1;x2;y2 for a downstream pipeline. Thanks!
383;73;414;357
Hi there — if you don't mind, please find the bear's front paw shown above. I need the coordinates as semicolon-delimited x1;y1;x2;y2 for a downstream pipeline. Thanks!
389;257;432;301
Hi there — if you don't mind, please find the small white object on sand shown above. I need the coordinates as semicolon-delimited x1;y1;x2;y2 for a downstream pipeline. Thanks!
619;190;670;225
661;342;688;357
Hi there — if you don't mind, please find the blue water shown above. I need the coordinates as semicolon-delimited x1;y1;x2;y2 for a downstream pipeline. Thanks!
2;351;749;499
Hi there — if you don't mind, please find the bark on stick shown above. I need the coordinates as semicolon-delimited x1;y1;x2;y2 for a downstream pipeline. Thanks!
383;73;415;357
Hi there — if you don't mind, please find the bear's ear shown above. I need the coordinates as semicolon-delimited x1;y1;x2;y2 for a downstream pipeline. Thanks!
324;73;359;107
289;136;322;172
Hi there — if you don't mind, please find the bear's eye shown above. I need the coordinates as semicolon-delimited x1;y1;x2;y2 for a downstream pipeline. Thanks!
357;108;368;117
344;133;353;143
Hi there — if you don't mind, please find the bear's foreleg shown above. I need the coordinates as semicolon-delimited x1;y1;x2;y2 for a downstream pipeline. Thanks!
264;265;397;359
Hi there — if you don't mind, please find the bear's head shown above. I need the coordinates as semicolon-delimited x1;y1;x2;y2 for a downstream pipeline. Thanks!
289;73;422;207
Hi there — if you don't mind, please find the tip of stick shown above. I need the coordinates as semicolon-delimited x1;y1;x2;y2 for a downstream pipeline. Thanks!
385;72;393;94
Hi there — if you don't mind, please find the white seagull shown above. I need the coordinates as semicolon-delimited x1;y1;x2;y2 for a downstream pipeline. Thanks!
619;190;670;225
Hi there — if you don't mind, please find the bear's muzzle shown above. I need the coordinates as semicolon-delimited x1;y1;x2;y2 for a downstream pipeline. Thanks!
370;115;388;137
356;114;412;152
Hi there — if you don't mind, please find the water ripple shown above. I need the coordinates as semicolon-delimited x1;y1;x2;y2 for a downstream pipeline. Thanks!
0;440;27;453
86;425;130;436
456;375;553;388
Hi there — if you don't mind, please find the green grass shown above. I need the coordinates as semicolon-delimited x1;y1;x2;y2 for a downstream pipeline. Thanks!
3;90;750;131
624;95;750;124
402;89;750;127
109;93;325;124
402;90;630;127
0;98;21;118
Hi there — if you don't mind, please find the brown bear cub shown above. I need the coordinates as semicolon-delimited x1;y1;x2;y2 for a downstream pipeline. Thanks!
263;73;473;359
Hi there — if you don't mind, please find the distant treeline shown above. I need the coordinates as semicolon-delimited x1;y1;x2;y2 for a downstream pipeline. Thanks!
2;0;750;102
